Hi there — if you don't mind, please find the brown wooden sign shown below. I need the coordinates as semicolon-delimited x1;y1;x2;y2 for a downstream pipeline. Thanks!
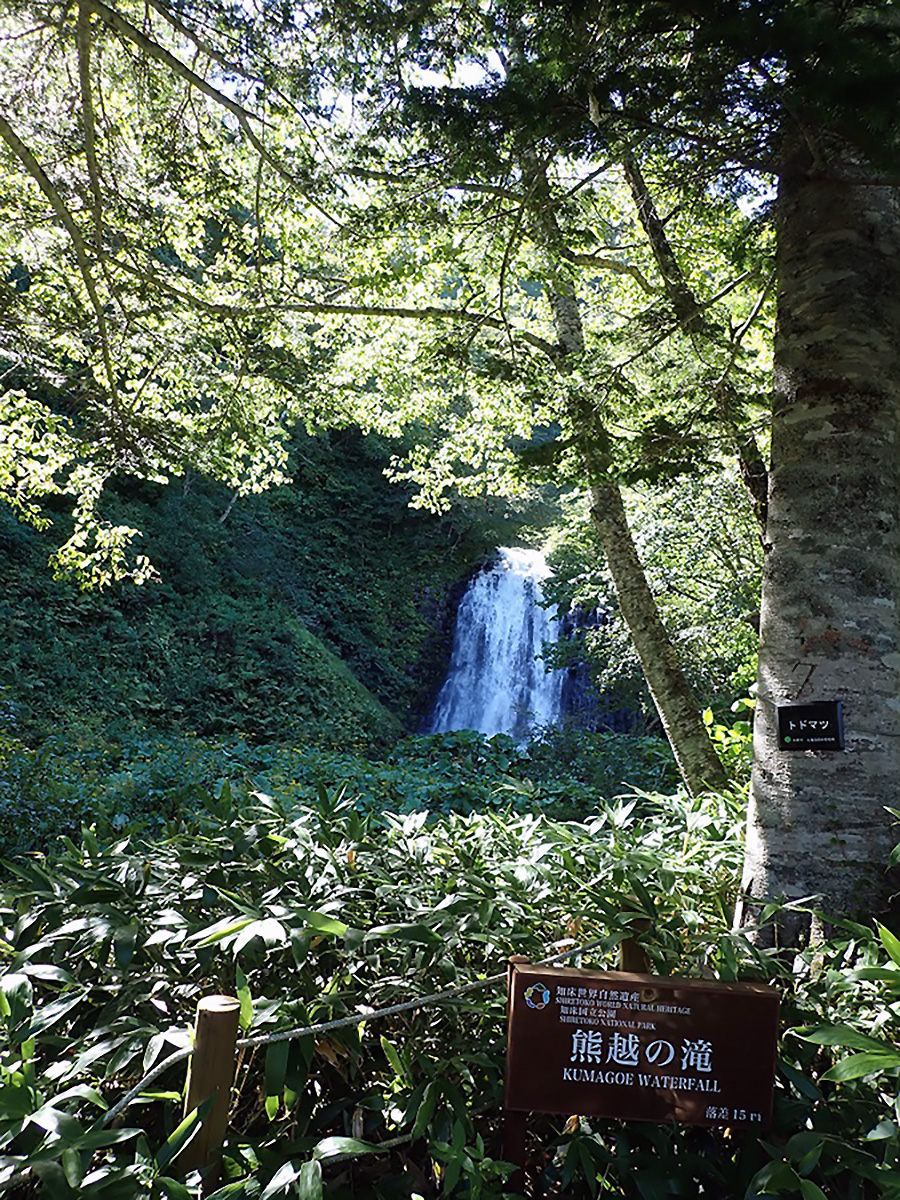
505;963;779;1129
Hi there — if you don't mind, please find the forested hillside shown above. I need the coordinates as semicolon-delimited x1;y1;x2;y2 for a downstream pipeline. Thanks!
1;427;500;746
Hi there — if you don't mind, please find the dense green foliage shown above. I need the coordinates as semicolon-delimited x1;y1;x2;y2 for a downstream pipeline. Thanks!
544;471;761;725
2;761;900;1198
0;728;681;861
5;0;900;1192
0;428;502;746
0;0;774;583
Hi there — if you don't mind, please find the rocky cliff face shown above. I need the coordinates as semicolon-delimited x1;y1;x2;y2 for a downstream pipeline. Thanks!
409;573;479;732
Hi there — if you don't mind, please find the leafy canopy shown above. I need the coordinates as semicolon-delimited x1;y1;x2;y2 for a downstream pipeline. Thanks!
1;0;782;581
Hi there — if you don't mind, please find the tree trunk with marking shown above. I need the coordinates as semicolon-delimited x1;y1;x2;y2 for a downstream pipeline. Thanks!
740;143;900;932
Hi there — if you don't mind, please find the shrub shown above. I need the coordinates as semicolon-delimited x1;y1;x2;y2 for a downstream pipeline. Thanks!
0;778;753;1198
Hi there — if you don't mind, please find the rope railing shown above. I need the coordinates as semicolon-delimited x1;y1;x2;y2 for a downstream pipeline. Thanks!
99;934;610;1129
0;935;614;1193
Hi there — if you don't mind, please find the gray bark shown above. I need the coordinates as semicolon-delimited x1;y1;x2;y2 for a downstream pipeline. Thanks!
740;143;900;931
587;473;729;794
522;155;728;795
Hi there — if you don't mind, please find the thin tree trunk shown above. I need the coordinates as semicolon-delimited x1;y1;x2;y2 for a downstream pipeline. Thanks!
740;141;900;933
522;154;728;794
587;473;729;793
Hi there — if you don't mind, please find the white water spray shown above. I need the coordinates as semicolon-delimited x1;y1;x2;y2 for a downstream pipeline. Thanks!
428;547;565;739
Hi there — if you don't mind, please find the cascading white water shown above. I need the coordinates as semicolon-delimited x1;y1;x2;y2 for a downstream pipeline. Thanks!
428;547;565;739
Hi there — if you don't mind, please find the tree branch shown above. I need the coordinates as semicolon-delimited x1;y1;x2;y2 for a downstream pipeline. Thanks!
105;257;560;356
558;248;660;295
142;0;348;185
346;166;522;201
622;153;769;531
0;108;119;405
82;0;345;228
143;0;251;82
83;0;260;127
76;0;103;246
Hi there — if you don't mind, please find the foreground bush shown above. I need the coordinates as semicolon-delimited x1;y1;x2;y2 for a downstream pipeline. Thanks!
1;777;899;1197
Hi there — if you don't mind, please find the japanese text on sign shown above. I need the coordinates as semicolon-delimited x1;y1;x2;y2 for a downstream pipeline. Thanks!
506;964;779;1128
776;701;844;751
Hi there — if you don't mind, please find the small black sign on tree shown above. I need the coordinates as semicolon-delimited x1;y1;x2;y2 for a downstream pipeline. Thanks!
776;701;844;751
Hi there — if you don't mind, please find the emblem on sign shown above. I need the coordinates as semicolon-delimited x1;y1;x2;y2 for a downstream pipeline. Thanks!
524;982;550;1010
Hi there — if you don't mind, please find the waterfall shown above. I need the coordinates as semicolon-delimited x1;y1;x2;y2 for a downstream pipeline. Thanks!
428;547;565;740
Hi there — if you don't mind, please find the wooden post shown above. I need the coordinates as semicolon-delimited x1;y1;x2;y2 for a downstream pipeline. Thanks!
619;914;652;974
176;995;240;1185
503;957;530;1196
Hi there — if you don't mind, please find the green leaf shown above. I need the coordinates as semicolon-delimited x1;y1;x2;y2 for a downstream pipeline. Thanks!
750;1160;800;1192
785;1131;824;1163
380;1035;407;1082
412;1080;439;1139
311;1136;380;1160
205;1183;259;1200
365;923;442;945
878;922;900;968
30;1160;76;1200
155;1178;194;1199
798;1181;830;1200
265;1040;289;1101
785;1130;824;1175
30;1104;84;1144
296;1161;323;1200
155;1095;214;1173
343;927;365;952
192;917;256;947
296;910;348;938
443;1150;464;1194
61;1147;83;1188
235;965;253;1031
795;1025;895;1054
865;1119;898;1141
234;918;287;953
88;1168;151;1199
70;1128;142;1152
260;1161;304;1199
1;972;33;1030
24;992;84;1038
778;1059;822;1101
847;968;900;984
19;964;77;986
821;1052;900;1082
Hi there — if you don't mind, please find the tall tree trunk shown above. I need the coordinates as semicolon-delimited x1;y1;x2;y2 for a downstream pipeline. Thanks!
587;471;729;792
740;142;900;932
523;154;728;794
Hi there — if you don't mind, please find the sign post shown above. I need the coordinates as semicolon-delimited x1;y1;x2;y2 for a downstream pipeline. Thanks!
503;957;530;1195
503;962;779;1187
